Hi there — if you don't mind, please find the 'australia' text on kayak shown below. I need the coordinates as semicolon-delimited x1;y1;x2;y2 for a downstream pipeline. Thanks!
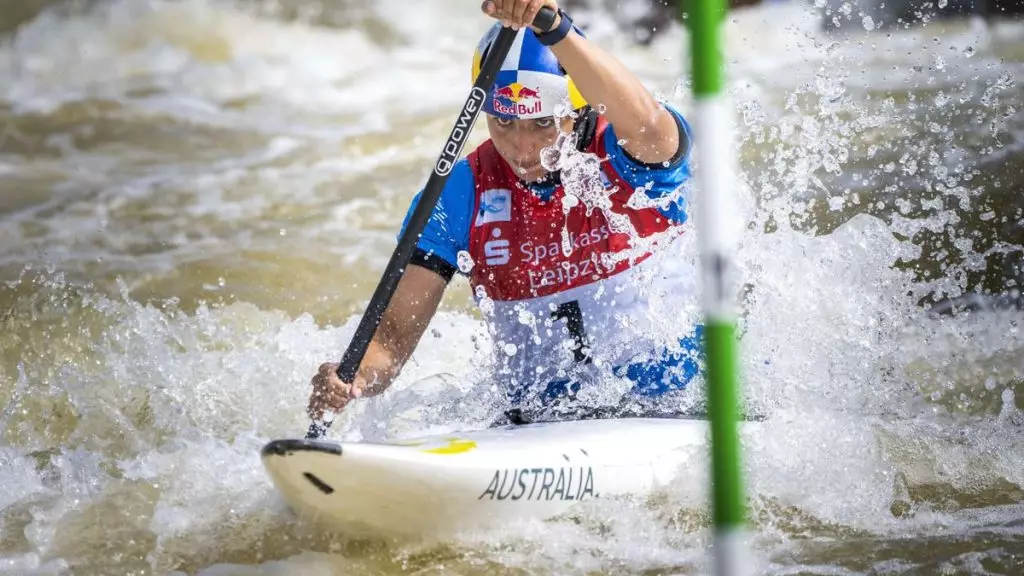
478;466;596;501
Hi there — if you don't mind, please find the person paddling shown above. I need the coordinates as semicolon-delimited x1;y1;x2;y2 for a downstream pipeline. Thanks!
309;0;701;426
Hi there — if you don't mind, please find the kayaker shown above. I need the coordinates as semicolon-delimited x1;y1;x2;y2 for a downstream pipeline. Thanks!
309;0;701;426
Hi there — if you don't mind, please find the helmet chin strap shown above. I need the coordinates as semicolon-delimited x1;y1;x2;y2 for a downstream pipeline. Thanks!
572;105;599;152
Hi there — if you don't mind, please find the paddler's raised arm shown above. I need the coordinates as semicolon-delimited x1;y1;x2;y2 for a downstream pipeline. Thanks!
482;0;684;165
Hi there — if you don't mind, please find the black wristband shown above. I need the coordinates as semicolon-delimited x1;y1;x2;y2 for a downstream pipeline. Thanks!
535;9;573;46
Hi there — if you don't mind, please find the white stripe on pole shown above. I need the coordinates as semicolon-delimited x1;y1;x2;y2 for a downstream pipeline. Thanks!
693;97;741;322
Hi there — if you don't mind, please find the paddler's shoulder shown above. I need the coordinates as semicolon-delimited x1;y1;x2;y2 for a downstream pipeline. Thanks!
405;158;475;215
431;157;477;210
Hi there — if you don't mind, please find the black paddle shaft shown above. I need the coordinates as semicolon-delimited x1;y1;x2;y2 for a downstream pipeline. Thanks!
306;8;558;440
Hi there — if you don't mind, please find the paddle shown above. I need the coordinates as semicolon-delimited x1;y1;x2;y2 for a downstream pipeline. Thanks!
306;8;558;440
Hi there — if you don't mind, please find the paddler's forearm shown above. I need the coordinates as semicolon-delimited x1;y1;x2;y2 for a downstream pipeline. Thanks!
353;264;448;397
357;308;431;396
355;338;404;395
549;29;679;164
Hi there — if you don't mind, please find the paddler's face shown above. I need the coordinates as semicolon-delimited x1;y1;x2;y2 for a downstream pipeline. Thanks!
486;114;575;183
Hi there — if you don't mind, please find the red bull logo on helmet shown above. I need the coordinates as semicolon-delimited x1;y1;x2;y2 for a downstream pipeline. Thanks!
492;82;543;117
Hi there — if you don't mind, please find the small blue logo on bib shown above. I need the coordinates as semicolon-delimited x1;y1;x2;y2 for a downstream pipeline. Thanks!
476;189;512;225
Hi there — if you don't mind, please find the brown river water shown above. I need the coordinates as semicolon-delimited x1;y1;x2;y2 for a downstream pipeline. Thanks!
1;0;1022;574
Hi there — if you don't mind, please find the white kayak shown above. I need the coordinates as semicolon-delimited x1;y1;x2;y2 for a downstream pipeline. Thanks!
262;416;731;538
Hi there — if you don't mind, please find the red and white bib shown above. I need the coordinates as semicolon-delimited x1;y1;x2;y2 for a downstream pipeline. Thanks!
464;118;692;392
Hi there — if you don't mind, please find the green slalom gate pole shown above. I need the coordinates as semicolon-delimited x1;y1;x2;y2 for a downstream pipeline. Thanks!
688;1;750;574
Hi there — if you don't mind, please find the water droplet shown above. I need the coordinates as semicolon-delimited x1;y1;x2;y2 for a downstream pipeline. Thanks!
596;103;607;114
862;16;874;31
938;0;948;7
995;70;1015;90
963;45;975;58
279;228;287;236
1001;387;1014;407
517;309;535;326
503;343;518;356
540;148;560;172
931;390;942;401
456;250;475;273
218;277;226;287
475;285;494;315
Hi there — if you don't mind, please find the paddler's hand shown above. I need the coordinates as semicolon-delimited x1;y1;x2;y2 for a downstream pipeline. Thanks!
307;362;371;421
481;0;560;33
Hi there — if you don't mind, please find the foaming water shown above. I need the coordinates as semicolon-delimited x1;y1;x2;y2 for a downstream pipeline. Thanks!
1;0;1023;574
0;0;470;117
